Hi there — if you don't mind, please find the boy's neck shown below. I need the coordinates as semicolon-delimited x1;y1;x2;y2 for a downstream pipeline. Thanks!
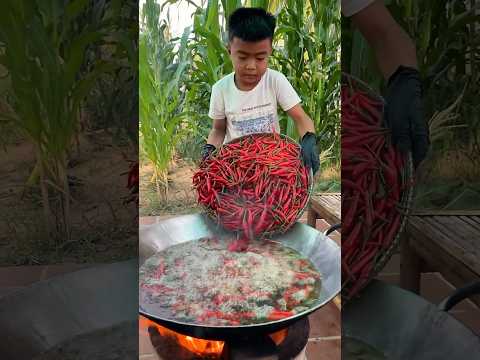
234;73;262;91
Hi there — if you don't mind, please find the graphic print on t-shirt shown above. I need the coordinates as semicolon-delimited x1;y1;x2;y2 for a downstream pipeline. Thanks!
230;102;275;136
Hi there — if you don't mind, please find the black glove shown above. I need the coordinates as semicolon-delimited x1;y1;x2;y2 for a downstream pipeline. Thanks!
300;132;320;175
201;143;216;162
384;66;430;169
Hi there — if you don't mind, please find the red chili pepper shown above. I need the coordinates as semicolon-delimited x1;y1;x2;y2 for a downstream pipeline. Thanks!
267;310;294;321
341;80;411;299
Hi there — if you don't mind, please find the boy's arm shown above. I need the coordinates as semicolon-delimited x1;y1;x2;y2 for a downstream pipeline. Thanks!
206;118;227;148
274;71;315;136
350;0;416;79
286;104;315;138
286;104;320;175
275;71;319;174
349;0;429;168
202;83;226;161
201;118;226;161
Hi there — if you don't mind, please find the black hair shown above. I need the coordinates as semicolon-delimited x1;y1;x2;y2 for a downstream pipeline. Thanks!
228;7;276;42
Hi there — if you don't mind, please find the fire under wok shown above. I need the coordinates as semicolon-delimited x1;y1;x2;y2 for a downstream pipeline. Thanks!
139;213;341;340
343;280;480;359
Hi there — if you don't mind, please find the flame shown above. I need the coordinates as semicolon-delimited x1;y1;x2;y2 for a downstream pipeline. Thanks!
139;316;289;355
181;335;224;355
139;316;224;355
269;328;288;345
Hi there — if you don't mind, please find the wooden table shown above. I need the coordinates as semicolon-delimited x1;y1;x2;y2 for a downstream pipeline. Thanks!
400;211;480;307
307;193;341;229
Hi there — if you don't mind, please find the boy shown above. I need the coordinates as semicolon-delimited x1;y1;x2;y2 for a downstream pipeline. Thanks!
201;7;320;175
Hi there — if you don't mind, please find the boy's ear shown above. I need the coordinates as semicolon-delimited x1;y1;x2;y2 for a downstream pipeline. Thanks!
227;44;231;55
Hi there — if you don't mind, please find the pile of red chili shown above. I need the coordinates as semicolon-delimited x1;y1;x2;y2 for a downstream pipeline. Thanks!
342;78;411;300
193;132;310;251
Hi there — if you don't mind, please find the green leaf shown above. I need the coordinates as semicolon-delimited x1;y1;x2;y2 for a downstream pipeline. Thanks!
71;61;119;112
64;0;90;23
205;0;220;37
64;30;104;90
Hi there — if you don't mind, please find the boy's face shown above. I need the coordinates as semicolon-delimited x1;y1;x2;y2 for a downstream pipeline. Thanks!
228;37;272;88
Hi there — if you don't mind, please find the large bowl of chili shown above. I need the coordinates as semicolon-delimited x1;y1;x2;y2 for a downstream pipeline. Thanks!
341;73;414;301
193;132;314;239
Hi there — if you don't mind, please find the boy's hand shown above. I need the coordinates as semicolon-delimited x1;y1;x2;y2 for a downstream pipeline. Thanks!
201;143;216;162
300;132;320;175
384;66;430;169
285;104;319;174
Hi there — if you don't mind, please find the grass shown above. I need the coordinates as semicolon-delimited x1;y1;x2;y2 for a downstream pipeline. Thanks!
139;158;201;217
413;148;480;210
314;164;340;193
139;186;201;217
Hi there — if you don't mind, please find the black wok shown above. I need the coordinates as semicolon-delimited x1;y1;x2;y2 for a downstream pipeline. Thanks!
343;280;480;359
139;213;341;340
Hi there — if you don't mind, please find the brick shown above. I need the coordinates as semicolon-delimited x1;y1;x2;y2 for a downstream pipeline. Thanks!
308;302;341;338
306;338;340;360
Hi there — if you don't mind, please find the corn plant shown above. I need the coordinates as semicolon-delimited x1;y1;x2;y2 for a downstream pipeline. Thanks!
176;0;236;159
84;1;139;147
272;0;340;164
0;0;118;241
140;0;190;201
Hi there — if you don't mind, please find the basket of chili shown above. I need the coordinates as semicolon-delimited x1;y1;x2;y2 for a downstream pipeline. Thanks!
193;132;314;240
341;72;414;301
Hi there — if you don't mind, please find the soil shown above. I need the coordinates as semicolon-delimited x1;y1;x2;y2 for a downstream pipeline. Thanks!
139;157;201;217
0;129;137;265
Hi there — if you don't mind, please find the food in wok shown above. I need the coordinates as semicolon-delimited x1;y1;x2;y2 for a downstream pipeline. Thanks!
139;237;321;326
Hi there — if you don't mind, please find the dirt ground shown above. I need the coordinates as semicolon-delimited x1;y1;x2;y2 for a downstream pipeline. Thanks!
0;130;138;265
139;157;201;218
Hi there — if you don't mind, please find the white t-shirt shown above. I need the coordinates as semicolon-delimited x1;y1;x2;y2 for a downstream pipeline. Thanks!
342;0;376;17
208;68;301;143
